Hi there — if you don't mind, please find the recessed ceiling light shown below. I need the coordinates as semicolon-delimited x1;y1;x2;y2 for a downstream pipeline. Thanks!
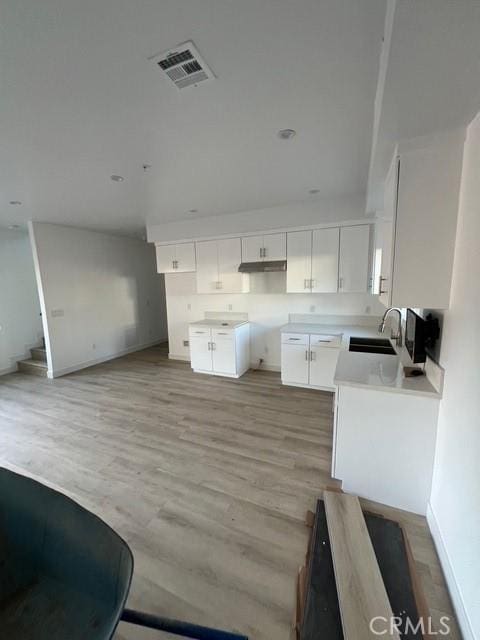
9;200;22;205
110;175;124;182
309;189;320;194
278;129;296;140
188;209;198;214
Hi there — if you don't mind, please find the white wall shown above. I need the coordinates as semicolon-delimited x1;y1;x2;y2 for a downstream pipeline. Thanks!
147;195;370;244
0;229;43;374
165;271;383;367
428;112;480;640
29;223;167;377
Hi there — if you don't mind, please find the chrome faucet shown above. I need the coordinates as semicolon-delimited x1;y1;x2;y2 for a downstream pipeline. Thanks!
379;307;403;348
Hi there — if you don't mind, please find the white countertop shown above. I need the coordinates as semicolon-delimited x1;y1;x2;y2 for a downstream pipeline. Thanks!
334;350;440;398
189;319;249;328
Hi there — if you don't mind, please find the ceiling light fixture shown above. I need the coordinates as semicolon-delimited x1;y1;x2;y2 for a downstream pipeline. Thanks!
309;189;320;194
9;200;22;205
278;129;296;140
110;175;124;182
188;209;198;214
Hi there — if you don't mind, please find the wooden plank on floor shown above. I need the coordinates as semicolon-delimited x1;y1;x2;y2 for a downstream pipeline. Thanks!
324;491;400;640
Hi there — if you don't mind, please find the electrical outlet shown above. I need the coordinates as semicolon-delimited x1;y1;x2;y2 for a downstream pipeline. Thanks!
264;346;269;354
51;309;64;318
183;340;189;347
228;304;233;311
310;305;316;313
365;305;371;314
92;343;96;350
187;303;191;311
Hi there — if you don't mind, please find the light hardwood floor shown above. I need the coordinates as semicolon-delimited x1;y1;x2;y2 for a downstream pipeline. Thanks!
0;345;460;639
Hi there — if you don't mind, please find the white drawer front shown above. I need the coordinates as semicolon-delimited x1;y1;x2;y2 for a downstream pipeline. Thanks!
212;328;235;340
281;333;309;346
189;327;211;337
310;334;343;348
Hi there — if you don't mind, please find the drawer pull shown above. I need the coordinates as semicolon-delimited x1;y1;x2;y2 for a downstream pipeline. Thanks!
288;337;301;341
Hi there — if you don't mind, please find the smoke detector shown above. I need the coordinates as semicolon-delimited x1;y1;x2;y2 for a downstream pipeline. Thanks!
150;41;215;90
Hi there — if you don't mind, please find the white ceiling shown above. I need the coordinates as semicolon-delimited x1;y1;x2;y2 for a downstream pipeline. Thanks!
0;0;386;235
367;0;480;212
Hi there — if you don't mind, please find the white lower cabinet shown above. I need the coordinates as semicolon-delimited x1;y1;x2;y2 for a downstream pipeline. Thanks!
189;324;250;378
333;385;439;515
281;343;310;385
281;332;341;390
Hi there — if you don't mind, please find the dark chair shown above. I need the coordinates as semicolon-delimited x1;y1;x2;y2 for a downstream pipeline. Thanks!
0;467;247;640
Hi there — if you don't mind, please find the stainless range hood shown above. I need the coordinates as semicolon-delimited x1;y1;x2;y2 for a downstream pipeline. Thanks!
238;260;287;273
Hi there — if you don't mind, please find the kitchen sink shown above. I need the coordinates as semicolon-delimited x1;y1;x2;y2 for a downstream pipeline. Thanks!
349;337;397;355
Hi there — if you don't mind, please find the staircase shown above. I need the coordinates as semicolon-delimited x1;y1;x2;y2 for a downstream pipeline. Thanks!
18;342;48;377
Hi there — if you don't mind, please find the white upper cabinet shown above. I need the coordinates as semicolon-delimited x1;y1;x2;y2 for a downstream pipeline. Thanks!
338;225;371;293
196;238;247;294
286;231;313;293
263;233;286;261
311;228;340;293
155;242;196;273
241;233;286;262
195;240;219;293
287;228;340;293
377;130;464;309
242;235;264;263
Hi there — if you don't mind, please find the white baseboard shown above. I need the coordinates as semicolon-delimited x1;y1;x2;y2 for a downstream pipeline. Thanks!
168;354;190;362
426;502;475;640
250;362;280;373
50;340;165;378
168;355;281;373
0;364;19;377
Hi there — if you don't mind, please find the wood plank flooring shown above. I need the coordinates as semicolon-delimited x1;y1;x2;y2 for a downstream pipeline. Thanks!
324;492;399;640
0;345;461;639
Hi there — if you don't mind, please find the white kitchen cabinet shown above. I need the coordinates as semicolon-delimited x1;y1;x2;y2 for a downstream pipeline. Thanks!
286;231;312;293
377;130;464;309
338;225;371;293
311;228;340;293
196;238;247;294
189;330;213;372
281;332;341;390
155;242;196;273
309;342;341;388
281;343;309;385
333;384;439;515
188;323;250;378
241;233;286;263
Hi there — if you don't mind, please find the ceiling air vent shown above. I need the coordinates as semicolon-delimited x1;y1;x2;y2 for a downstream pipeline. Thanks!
150;41;215;90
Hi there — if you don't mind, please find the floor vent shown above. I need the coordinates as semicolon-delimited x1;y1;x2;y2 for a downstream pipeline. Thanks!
150;41;215;90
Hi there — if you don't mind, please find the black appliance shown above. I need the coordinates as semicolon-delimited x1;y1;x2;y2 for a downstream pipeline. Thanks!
405;309;440;363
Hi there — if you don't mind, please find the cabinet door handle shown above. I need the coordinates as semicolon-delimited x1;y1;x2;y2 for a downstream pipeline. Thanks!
305;350;309;361
211;342;216;350
263;247;267;258
207;342;211;351
379;276;388;294
288;337;301;341
310;279;315;289
310;351;315;361
338;276;344;290
304;279;310;290
217;332;228;335
195;331;206;334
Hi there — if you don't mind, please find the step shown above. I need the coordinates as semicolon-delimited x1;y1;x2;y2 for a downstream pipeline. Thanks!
324;491;400;640
31;347;47;363
18;359;48;377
